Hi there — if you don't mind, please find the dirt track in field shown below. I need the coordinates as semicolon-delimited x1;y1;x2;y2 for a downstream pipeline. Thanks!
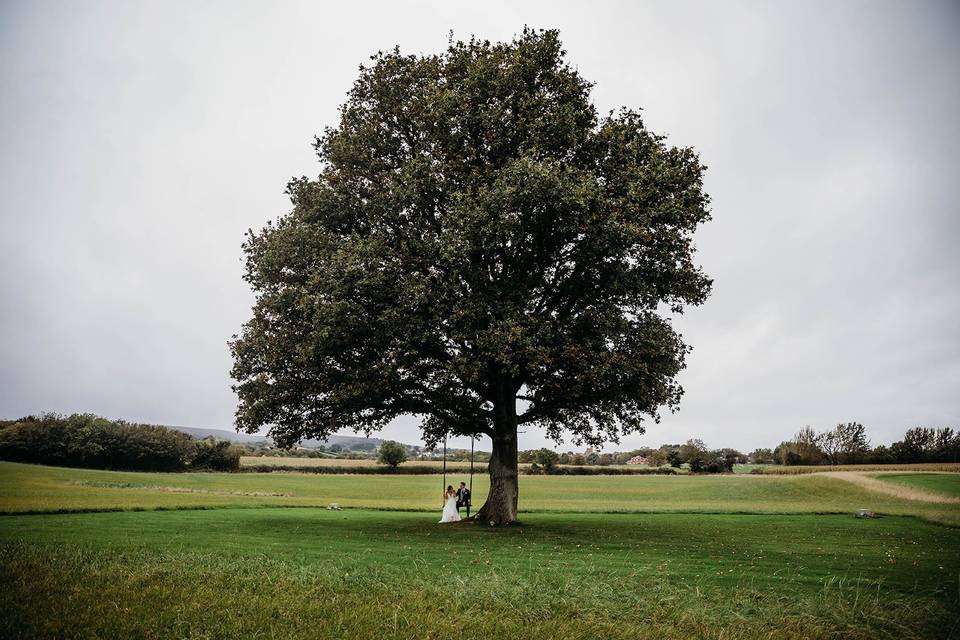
821;472;960;504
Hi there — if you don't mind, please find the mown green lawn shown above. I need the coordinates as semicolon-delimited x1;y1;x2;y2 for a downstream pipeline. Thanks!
2;508;958;640
2;461;959;639
2;462;958;525
875;473;960;498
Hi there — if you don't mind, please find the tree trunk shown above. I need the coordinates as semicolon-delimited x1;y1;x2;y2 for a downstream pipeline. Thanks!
475;385;519;526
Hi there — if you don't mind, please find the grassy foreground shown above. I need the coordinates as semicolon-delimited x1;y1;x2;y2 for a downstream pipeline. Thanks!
2;462;959;639
2;508;959;639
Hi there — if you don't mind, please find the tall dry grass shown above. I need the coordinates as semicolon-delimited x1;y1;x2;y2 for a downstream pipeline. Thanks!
753;462;960;475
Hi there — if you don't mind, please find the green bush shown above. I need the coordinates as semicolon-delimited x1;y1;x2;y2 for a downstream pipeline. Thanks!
532;448;560;473
191;439;242;471
376;441;408;468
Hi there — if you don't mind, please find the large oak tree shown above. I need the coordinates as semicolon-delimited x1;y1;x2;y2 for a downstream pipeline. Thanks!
230;29;712;525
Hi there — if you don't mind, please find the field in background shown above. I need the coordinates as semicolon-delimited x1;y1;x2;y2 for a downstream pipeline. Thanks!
2;462;958;525
752;462;960;474
242;456;476;468
240;456;671;474
243;458;960;477
876;473;960;498
732;463;770;473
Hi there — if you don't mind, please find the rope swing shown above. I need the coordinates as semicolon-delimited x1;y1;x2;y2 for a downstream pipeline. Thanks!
440;432;476;518
468;437;474;518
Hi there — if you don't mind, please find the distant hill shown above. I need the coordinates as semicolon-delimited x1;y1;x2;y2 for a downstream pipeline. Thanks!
170;426;268;444
302;434;386;449
168;426;397;450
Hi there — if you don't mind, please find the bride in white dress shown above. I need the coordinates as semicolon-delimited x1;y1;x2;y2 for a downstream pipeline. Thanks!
439;485;461;523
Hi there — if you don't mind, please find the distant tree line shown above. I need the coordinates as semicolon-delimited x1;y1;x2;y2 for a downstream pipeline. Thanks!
517;423;958;473
0;413;241;472
244;446;368;459
242;440;493;464
771;424;959;466
3;412;951;474
519;440;749;474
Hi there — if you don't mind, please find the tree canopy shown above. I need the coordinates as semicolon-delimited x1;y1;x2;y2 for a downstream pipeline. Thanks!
377;440;408;468
230;29;712;523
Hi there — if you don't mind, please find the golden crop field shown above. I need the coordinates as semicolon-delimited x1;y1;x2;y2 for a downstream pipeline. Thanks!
754;462;960;474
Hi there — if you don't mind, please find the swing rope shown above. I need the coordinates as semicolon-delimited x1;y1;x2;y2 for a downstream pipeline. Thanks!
441;433;447;507
440;432;477;517
468;437;474;518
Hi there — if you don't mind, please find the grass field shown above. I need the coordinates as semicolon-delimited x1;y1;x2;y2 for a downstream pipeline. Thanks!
3;509;959;639
877;473;960;498
3;462;959;525
754;462;960;474
1;461;958;639
732;463;771;473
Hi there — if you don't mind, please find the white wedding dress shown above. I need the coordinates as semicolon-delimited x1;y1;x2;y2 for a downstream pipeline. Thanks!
439;494;461;523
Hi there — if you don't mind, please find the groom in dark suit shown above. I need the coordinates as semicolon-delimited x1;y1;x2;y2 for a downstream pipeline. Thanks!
456;482;472;518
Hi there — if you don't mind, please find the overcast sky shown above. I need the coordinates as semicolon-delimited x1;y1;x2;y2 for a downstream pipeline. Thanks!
1;0;957;453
